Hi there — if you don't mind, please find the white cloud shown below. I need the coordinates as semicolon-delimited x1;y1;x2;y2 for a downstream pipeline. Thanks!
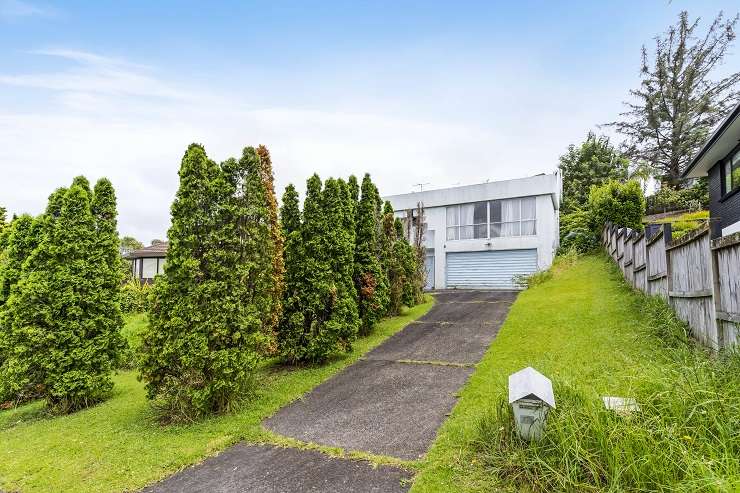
0;48;582;243
0;0;54;20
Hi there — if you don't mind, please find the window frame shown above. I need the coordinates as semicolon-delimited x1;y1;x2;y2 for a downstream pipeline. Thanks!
445;196;537;241
721;144;740;199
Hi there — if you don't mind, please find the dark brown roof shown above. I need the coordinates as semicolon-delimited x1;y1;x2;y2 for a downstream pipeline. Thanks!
127;242;168;259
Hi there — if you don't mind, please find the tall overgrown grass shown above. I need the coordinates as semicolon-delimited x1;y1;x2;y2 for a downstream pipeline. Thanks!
474;280;740;491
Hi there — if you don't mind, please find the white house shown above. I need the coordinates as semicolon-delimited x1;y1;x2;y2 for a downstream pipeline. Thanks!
385;172;562;289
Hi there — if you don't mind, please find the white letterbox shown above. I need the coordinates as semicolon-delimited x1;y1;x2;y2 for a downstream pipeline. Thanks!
508;367;556;441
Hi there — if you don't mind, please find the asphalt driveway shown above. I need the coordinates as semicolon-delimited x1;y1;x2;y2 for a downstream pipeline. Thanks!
144;290;517;492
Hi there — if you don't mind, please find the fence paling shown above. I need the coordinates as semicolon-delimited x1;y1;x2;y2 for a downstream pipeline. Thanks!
711;233;740;347
602;223;740;350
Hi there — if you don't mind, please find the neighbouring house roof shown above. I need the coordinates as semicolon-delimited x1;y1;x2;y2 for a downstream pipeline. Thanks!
126;242;168;259
682;102;740;179
383;172;562;211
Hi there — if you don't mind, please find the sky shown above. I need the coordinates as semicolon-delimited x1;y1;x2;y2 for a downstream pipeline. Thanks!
1;1;739;242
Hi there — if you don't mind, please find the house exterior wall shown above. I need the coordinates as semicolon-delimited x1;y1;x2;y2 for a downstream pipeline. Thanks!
385;173;561;289
709;160;740;238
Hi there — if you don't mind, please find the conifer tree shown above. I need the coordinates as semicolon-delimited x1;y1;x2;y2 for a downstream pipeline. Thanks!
256;145;284;338
1;180;124;412
0;214;38;307
278;175;359;363
353;174;389;335
140;144;280;421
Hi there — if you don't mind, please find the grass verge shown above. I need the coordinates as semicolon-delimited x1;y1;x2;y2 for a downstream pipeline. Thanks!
411;254;740;492
0;297;433;493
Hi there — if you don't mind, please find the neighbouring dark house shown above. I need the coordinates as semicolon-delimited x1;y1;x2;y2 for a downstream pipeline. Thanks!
127;241;168;283
683;103;740;239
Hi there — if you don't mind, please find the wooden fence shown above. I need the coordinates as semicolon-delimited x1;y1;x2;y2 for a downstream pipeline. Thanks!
603;222;740;350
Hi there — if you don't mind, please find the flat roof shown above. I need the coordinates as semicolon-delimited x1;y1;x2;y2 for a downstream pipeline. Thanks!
383;172;561;211
682;102;740;179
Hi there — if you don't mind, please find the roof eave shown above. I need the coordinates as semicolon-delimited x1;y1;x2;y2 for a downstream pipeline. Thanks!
682;103;740;179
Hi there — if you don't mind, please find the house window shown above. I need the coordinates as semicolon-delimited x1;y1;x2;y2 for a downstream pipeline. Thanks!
446;202;488;240
446;197;537;240
491;197;536;237
142;258;158;279
723;148;740;195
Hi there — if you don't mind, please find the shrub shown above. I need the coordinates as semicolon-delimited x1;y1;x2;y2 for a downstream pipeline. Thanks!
588;179;645;231
139;145;281;422
559;208;599;253
120;278;152;313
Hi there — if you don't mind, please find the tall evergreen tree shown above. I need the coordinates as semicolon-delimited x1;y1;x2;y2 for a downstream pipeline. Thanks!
608;11;740;187
353;174;389;335
278;174;359;363
256;145;285;339
1;180;124;412
140;144;280;421
0;215;38;307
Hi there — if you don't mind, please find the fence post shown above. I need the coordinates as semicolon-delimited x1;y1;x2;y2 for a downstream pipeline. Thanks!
710;236;725;349
663;223;672;302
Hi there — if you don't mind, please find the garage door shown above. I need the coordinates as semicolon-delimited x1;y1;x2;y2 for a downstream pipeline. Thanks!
446;249;538;289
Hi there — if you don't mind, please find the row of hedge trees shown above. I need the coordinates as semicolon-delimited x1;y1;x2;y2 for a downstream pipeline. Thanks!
0;177;124;413
0;143;425;419
138;144;425;421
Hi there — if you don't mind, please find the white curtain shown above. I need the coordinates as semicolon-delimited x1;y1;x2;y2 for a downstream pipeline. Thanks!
521;197;536;235
460;204;475;239
501;199;520;236
446;206;458;240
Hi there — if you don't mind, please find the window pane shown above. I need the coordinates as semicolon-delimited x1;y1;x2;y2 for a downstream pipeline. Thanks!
474;224;488;239
490;200;501;223
446;227;458;240
142;258;157;278
490;222;501;238
501;221;520;237
473;202;487;224
522;220;536;235
726;160;733;194
502;199;520;221
460;204;475;226
521;197;536;219
732;150;740;190
446;206;459;227
459;225;474;240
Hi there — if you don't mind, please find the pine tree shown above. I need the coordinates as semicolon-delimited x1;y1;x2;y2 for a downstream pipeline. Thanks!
1;180;124;412
353;174;389;335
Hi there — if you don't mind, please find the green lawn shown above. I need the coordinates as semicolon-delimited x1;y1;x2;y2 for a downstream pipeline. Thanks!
0;298;433;493
412;254;740;492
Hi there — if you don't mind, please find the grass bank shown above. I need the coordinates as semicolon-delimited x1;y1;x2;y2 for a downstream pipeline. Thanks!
412;254;740;492
0;297;433;493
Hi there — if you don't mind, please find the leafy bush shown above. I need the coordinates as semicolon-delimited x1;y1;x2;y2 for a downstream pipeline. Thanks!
559;208;599;253
646;179;709;214
120;278;152;314
654;210;709;240
588;179;645;231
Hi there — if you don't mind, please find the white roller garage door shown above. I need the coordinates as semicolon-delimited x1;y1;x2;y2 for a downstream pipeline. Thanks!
446;249;538;289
